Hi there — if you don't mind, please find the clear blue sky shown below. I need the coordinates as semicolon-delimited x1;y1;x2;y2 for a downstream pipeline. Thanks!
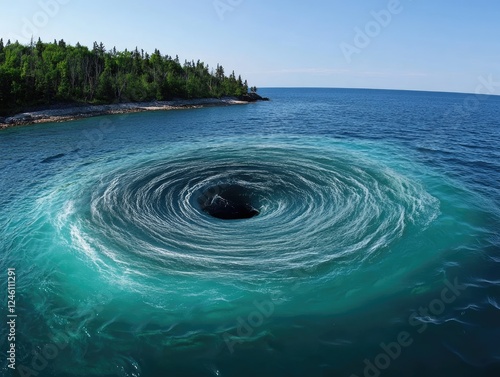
1;0;499;94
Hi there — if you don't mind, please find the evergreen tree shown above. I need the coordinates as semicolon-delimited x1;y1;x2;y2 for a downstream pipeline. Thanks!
0;39;4;64
0;39;252;116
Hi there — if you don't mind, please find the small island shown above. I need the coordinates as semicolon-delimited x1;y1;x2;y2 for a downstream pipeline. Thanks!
0;38;268;128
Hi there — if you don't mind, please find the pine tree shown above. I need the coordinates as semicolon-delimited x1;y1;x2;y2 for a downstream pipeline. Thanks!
0;39;4;64
0;38;255;116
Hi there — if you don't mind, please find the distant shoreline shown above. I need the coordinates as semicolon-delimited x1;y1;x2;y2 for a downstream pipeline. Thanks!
0;97;262;129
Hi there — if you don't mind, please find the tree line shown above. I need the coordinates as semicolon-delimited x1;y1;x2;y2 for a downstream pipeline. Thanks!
0;38;251;116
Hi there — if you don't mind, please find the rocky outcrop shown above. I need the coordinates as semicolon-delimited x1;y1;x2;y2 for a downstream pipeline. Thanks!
0;97;269;129
237;93;270;102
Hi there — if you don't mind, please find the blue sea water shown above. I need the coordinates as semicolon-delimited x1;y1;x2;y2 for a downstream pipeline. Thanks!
0;88;499;377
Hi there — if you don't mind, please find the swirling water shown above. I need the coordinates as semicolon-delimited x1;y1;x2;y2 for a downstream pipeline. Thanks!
0;88;499;377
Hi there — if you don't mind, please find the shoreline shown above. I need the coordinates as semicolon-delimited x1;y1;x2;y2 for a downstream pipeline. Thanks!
0;97;252;129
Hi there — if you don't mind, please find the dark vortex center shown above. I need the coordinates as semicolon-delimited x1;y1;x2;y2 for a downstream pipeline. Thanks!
198;184;260;220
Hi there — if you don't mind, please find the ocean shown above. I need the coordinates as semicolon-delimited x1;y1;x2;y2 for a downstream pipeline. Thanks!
0;88;499;376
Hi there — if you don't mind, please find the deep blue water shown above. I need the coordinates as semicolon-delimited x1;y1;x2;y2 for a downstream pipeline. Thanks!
1;88;499;377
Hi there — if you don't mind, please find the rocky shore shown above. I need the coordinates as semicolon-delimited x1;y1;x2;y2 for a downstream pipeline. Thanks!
0;94;269;129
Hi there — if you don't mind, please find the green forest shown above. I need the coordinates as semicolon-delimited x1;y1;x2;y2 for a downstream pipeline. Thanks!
0;38;252;116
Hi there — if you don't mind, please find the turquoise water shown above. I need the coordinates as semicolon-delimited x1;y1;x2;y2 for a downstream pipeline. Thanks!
1;88;499;376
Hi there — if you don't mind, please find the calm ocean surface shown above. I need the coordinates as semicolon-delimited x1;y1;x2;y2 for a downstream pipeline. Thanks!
1;88;499;376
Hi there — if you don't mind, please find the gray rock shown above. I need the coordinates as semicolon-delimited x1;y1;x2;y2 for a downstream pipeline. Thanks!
14;114;33;122
237;93;270;102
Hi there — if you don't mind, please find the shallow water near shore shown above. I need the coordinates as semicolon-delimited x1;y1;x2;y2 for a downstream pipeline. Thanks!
1;88;499;376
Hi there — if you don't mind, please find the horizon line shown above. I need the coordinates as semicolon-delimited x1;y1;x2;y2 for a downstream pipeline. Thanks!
257;86;500;97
